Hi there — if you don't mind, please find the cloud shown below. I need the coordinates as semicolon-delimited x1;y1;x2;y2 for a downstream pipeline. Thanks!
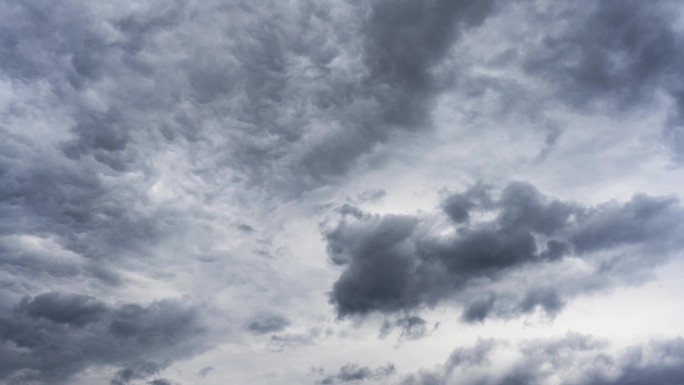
317;363;395;385
0;0;506;204
518;0;684;160
0;0;504;308
378;315;440;341
269;327;327;352
147;380;175;385
325;182;684;319
246;314;291;335
398;338;498;385
397;334;684;385
2;0;683;383
197;366;214;378
0;292;207;385
447;339;498;369
355;189;387;204
523;1;680;105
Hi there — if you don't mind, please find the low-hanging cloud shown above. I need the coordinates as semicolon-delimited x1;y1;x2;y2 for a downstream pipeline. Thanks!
325;182;684;319
0;292;207;385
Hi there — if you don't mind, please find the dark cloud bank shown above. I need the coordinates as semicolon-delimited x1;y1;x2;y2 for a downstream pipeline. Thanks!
0;292;206;385
1;0;684;384
326;181;684;321
0;0;503;380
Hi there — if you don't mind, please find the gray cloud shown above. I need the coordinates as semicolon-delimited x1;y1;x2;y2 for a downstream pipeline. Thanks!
148;380;175;385
2;0;684;383
110;361;168;385
0;292;207;385
247;314;291;335
269;327;327;352
523;1;681;107
318;363;395;385
379;315;438;341
518;0;684;160
0;0;504;381
0;0;505;203
197;366;214;378
0;0;504;304
460;295;496;323
398;334;684;385
399;339;498;385
355;189;387;204
447;339;498;369
326;182;684;319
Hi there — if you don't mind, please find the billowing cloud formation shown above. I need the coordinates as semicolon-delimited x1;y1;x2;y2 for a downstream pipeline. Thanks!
398;334;684;385
0;0;507;380
468;0;684;160
326;182;684;319
523;0;683;108
0;292;206;385
2;0;684;383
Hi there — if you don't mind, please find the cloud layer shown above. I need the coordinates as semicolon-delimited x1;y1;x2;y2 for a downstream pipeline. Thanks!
1;0;683;383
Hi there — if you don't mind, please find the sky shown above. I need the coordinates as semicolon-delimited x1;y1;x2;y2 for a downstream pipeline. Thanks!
1;0;684;384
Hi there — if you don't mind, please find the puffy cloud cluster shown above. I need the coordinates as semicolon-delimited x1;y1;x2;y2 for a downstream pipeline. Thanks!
0;292;207;384
326;182;684;320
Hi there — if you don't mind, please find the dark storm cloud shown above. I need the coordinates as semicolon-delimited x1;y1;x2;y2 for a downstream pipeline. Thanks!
398;334;684;385
0;0;504;295
268;327;328;352
326;182;684;319
447;339;497;368
358;0;497;125
520;0;684;159
461;288;566;324
0;0;507;381
0;0;190;288
0;137;178;290
0;292;207;385
246;314;290;335
0;0;505;199
317;363;395;385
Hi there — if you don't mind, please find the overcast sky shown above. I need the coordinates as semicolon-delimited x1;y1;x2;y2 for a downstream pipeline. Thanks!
2;0;684;384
